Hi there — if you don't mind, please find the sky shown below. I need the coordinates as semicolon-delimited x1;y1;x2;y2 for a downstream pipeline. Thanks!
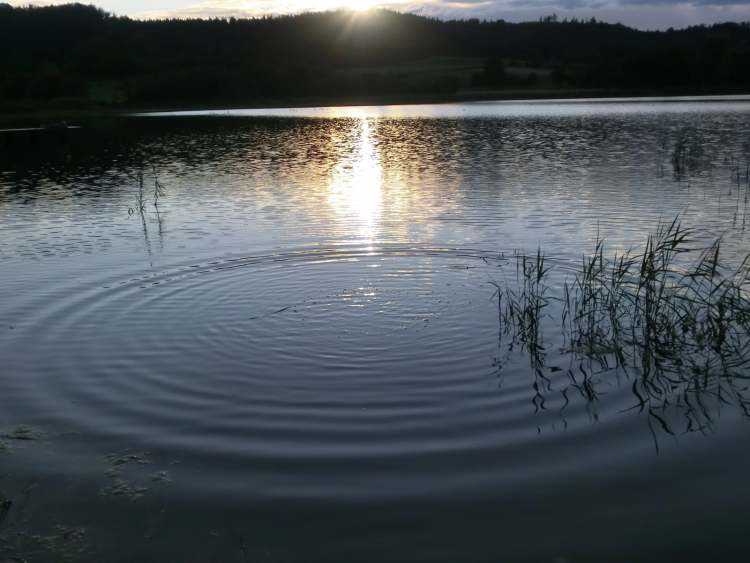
8;0;750;29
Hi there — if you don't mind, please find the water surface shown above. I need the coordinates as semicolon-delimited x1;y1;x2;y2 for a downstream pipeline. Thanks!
1;96;750;562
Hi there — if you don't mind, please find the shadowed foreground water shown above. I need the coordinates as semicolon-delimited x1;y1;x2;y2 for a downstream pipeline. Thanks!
1;97;750;562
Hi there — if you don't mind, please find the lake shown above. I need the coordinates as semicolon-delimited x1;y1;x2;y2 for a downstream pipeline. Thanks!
1;96;750;562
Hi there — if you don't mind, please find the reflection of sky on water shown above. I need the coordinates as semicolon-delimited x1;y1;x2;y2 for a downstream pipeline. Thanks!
2;98;750;265
136;95;750;119
1;99;750;563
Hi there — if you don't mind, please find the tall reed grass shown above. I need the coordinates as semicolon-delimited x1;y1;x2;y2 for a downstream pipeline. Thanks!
497;217;750;437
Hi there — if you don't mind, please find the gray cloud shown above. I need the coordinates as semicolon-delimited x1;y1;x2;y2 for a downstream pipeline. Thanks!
618;0;750;5
408;0;750;23
506;0;603;10
7;0;741;26
10;0;750;25
124;0;750;29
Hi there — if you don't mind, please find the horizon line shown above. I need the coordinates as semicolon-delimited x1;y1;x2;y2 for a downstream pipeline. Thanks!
6;3;750;32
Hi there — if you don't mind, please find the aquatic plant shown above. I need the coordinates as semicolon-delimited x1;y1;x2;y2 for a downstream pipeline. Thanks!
494;248;551;355
151;166;166;212
563;219;750;378
128;168;167;254
0;478;87;562
0;524;88;562
0;425;43;441
128;172;146;217
671;128;707;180
728;155;750;229
100;451;170;501
497;217;750;439
0;493;11;525
128;168;166;217
492;249;557;411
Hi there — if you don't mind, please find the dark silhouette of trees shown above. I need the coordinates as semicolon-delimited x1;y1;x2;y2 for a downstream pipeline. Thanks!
1;3;749;107
473;58;505;88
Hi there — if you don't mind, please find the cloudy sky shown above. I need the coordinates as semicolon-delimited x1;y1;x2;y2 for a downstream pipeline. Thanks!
9;0;750;29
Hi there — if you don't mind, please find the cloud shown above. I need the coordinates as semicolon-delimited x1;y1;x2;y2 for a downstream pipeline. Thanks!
7;0;750;28
132;0;750;20
136;1;265;19
618;0;750;5
7;0;73;5
136;0;388;19
505;0;603;9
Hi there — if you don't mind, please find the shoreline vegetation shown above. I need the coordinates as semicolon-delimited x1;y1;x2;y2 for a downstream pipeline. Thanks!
2;4;750;121
3;88;750;123
496;216;750;441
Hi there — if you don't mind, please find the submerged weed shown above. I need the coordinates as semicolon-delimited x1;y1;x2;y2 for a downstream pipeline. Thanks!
149;471;171;484
671;128;708;180
100;451;169;501
0;493;11;525
0;426;43;444
100;451;152;500
0;525;88;562
99;478;149;501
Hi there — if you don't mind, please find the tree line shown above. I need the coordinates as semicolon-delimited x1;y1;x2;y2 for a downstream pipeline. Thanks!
1;3;749;107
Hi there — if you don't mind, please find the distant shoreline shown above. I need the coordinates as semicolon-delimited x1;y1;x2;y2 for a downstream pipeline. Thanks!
129;87;750;113
5;6;750;127
2;87;750;123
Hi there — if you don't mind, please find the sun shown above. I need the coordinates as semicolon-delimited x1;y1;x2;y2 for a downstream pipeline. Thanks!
347;0;376;11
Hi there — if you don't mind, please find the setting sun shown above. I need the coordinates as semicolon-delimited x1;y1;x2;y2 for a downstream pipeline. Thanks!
347;0;376;11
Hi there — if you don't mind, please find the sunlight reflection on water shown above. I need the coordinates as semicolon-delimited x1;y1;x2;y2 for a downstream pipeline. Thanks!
328;114;383;243
2;97;750;563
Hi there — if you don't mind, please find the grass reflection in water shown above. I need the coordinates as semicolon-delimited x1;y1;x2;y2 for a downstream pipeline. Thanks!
495;217;750;445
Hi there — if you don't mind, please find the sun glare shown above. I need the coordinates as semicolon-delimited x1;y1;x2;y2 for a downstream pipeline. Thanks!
328;115;382;242
348;0;376;12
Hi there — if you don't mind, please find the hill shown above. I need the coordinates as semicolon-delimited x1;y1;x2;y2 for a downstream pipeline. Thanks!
1;3;749;109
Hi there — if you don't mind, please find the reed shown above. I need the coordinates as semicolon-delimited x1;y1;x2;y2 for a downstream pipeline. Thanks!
151;165;166;211
671;128;706;180
128;168;166;217
491;248;557;409
562;219;750;378
497;248;551;354
498;217;750;435
128;172;146;217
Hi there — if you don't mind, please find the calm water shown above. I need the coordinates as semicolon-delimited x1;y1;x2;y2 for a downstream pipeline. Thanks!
1;97;750;562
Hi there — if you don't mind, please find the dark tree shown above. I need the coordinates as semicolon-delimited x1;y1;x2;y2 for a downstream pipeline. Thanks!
1;3;749;107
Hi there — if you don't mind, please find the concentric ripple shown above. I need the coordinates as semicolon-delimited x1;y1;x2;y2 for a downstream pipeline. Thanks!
0;244;652;501
3;101;750;561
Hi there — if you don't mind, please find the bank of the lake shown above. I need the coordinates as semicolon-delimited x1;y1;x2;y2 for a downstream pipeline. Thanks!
4;86;750;123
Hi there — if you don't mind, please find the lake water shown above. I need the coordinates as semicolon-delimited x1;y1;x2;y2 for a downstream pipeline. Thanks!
1;96;750;562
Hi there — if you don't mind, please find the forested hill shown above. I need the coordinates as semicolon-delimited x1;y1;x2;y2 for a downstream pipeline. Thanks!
2;2;750;108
